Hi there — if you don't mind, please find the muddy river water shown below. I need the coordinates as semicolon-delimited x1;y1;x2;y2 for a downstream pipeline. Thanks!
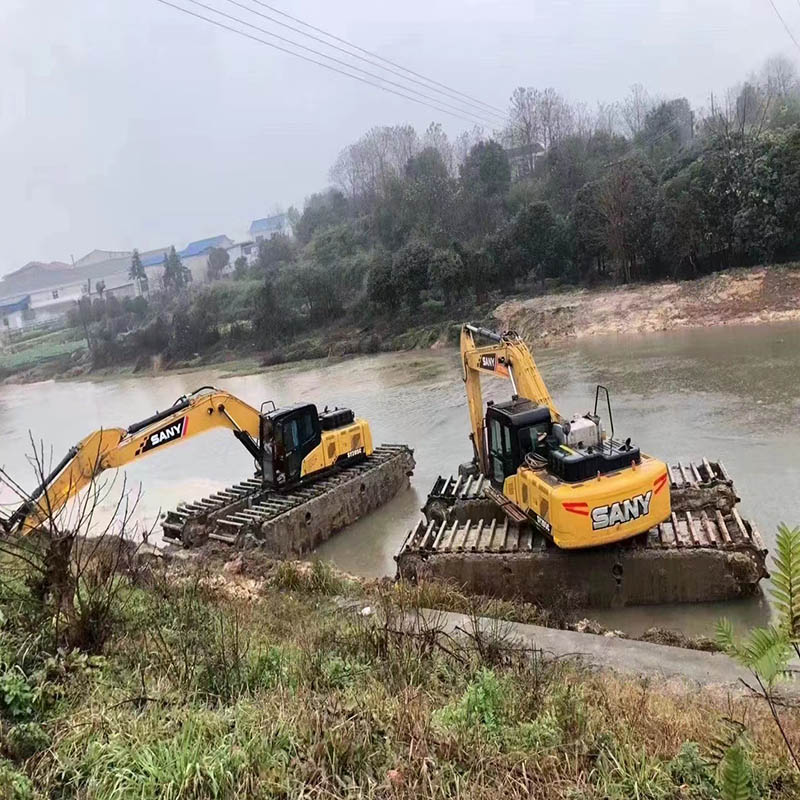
2;321;799;636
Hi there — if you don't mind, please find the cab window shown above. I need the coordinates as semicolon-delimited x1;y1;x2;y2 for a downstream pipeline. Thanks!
518;422;550;459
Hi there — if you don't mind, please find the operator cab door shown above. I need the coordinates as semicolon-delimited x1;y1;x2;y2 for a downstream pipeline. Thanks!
487;416;517;488
261;404;322;487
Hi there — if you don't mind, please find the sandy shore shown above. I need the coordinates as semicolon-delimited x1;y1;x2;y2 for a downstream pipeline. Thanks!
493;265;800;343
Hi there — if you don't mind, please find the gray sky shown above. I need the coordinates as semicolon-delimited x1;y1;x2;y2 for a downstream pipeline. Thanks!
0;0;796;273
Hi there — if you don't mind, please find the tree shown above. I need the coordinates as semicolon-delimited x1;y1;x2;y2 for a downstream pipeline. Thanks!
294;189;350;244
129;248;147;294
427;248;465;304
367;253;398;310
640;98;694;159
206;247;230;281
460;140;511;198
255;233;296;272
423;122;455;175
391;239;432;310
95;280;106;298
255;277;285;345
373;147;457;249
162;246;191;294
621;83;653;137
233;255;248;279
574;180;610;279
596;159;659;282
329;125;421;205
496;201;570;287
459;140;511;239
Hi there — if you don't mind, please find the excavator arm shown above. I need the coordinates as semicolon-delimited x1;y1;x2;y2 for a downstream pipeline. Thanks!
1;387;262;535
460;324;557;474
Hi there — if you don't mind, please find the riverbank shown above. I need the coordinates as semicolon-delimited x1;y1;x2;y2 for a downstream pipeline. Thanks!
495;264;800;344
3;263;799;386
1;543;797;798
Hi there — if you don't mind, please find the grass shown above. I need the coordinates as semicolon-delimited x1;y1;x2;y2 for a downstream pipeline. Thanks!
0;337;85;372
0;556;798;799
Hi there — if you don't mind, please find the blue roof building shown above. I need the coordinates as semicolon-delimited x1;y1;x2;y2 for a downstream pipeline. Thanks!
141;251;168;268
248;214;291;241
0;295;30;315
179;235;232;259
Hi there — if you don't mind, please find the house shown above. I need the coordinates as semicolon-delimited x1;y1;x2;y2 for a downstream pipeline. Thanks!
505;142;545;180
0;247;170;331
74;249;132;268
178;235;233;282
223;241;257;274
0;295;32;333
248;214;292;243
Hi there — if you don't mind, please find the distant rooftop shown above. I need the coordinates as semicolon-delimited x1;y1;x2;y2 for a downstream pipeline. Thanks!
249;214;288;236
0;247;170;300
0;295;30;315
180;235;231;259
3;261;71;281
140;250;169;268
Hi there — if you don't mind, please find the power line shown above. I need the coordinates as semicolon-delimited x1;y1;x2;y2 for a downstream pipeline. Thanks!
232;0;507;116
219;0;508;123
766;0;800;55
159;0;500;128
153;0;492;126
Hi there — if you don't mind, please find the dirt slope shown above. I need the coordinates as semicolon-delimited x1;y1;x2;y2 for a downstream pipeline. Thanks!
494;265;800;343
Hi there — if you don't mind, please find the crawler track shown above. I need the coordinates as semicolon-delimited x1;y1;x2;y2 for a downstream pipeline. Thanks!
162;445;414;552
399;506;765;556
396;458;768;608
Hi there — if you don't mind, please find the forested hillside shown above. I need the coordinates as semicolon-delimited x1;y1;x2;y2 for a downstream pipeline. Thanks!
23;54;800;377
247;54;800;336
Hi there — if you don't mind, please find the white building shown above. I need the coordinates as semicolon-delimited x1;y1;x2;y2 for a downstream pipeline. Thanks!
248;213;292;243
176;235;233;283
0;247;169;332
222;241;257;275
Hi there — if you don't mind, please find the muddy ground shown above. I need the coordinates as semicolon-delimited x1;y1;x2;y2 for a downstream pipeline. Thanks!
494;265;800;344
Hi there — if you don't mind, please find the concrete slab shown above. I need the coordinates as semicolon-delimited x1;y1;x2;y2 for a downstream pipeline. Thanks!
425;610;798;697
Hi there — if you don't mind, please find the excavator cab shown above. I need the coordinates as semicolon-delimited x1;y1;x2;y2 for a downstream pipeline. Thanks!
260;404;322;487
485;398;551;488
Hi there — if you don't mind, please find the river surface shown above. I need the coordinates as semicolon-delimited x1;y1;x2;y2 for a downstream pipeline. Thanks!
2;321;799;636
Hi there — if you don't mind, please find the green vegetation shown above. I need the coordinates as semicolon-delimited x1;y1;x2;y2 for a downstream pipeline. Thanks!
7;56;800;382
0;535;797;798
0;335;85;374
717;523;800;779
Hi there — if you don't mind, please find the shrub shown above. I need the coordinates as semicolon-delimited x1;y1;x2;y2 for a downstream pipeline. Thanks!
0;759;32;800
436;667;509;737
0;667;36;721
667;742;718;799
6;723;51;760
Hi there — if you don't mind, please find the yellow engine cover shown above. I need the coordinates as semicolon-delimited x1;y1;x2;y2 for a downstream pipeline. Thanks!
300;418;374;477
505;454;670;549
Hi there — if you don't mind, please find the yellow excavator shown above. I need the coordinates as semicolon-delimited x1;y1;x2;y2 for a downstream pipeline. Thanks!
460;324;670;548
1;386;373;535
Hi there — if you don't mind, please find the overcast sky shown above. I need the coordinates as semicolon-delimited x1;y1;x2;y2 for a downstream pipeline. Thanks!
0;0;796;274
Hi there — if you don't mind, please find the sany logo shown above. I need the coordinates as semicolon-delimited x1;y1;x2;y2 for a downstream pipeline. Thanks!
480;354;496;371
590;491;652;530
141;417;188;453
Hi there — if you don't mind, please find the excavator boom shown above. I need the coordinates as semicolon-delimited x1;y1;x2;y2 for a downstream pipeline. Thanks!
461;323;556;474
1;388;262;535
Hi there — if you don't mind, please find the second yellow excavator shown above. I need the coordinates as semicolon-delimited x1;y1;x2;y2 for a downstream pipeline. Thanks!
1;386;378;536
459;324;670;548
